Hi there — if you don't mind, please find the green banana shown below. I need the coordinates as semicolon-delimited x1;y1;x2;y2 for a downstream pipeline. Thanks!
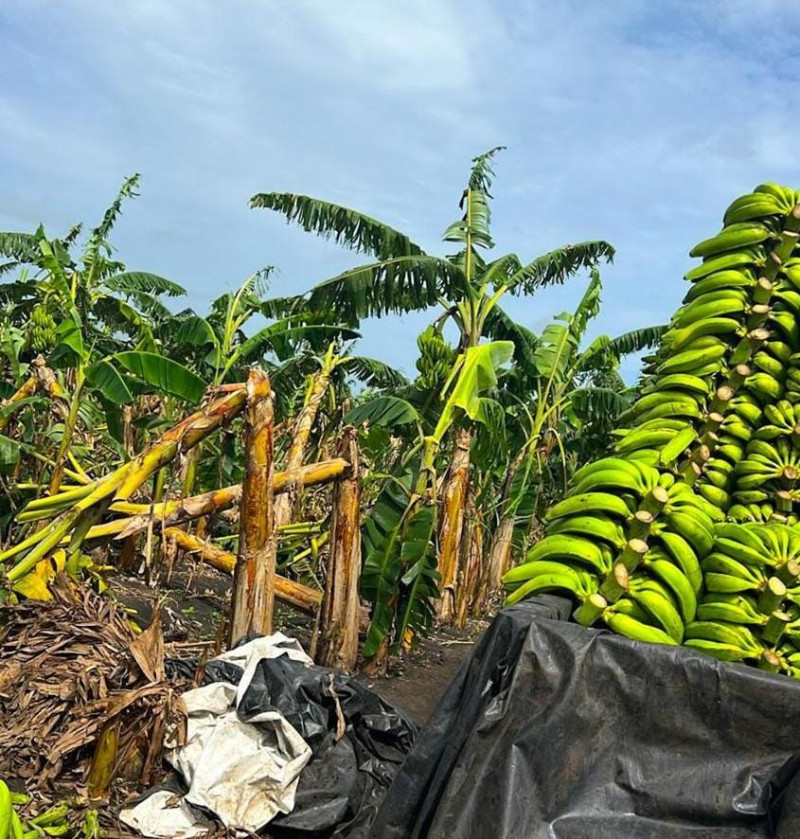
683;639;754;661
770;308;800;344
713;522;766;552
702;551;764;581
746;372;784;402
684;269;755;302
673;296;746;328
627;582;684;642
504;560;593;589
753;351;786;379
640;373;710;396
659;427;698;466
643;555;697;622
716;536;773;568
628;389;704;417
705;573;761;594
655;531;702;595
696;601;766;626
657;344;728;375
546;492;633;522
615;428;681;454
664;509;714;557
504;571;597;607
548;514;626;548
604;609;679;646
766;341;794;363
753;182;796;208
684;248;764;281
729;396;763;424
723;192;785;225
689;224;772;258
569;469;651;499
719;418;753;443
684;620;763;654
663;318;740;353
697;483;730;509
526;534;610;574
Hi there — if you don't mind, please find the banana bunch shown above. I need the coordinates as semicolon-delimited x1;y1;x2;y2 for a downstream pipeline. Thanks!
686;522;800;672
0;781;71;839
27;304;57;353
503;458;714;643
502;182;800;677
415;326;454;391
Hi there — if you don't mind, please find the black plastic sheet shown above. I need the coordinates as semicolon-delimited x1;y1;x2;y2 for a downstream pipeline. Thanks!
372;596;800;838
166;645;418;837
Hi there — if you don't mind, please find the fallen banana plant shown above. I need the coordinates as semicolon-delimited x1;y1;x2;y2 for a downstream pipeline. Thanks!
1;385;248;583
164;526;322;614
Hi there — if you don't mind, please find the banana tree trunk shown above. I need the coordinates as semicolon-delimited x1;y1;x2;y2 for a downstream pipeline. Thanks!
33;356;69;420
480;448;526;606
164;527;321;614
2;384;247;582
122;405;135;456
464;516;485;625
318;426;361;672
273;357;334;530
436;425;471;623
230;369;277;645
454;492;478;628
482;517;513;603
92;458;349;539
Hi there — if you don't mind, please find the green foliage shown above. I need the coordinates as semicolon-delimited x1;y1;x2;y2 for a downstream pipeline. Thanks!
250;192;424;260
113;351;206;403
361;470;438;657
345;395;421;429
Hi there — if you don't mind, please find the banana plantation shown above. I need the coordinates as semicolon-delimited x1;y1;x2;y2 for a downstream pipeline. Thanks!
7;150;800;835
0;152;653;674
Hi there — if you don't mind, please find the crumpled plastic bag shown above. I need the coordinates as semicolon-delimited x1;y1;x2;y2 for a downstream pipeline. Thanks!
121;633;313;836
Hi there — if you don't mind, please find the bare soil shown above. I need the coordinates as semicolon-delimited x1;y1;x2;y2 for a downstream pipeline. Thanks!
110;561;484;724
358;622;486;724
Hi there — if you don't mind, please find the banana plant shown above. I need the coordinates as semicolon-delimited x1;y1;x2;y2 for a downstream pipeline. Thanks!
268;338;408;532
477;272;667;599
251;148;614;619
0;176;185;365
349;339;513;669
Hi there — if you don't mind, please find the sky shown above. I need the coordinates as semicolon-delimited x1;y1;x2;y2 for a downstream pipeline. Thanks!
1;0;799;381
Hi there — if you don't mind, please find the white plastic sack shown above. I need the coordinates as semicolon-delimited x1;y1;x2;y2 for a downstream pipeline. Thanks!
120;634;314;837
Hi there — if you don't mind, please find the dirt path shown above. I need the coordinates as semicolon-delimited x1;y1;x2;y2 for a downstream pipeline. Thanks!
359;622;486;724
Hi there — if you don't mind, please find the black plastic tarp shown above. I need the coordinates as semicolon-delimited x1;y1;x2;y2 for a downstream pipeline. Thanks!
372;596;800;838
166;644;417;838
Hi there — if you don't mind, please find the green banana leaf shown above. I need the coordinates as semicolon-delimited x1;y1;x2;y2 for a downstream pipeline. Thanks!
345;395;421;429
174;315;219;348
361;469;434;658
433;340;514;442
112;351;207;403
393;503;438;650
86;359;134;404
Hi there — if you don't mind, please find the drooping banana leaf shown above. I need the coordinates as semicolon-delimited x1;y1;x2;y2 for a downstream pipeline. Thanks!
112;351;207;403
345;395;421;429
433;340;514;442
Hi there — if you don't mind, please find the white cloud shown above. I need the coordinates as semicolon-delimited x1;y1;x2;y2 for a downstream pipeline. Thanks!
1;0;799;381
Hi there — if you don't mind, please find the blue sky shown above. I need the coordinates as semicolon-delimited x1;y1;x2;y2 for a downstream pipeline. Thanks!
2;0;799;380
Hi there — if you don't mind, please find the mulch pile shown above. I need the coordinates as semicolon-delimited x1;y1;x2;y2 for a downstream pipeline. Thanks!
0;576;182;794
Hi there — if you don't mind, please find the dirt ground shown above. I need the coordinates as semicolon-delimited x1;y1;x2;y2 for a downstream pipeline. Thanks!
110;561;485;725
358;622;485;723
